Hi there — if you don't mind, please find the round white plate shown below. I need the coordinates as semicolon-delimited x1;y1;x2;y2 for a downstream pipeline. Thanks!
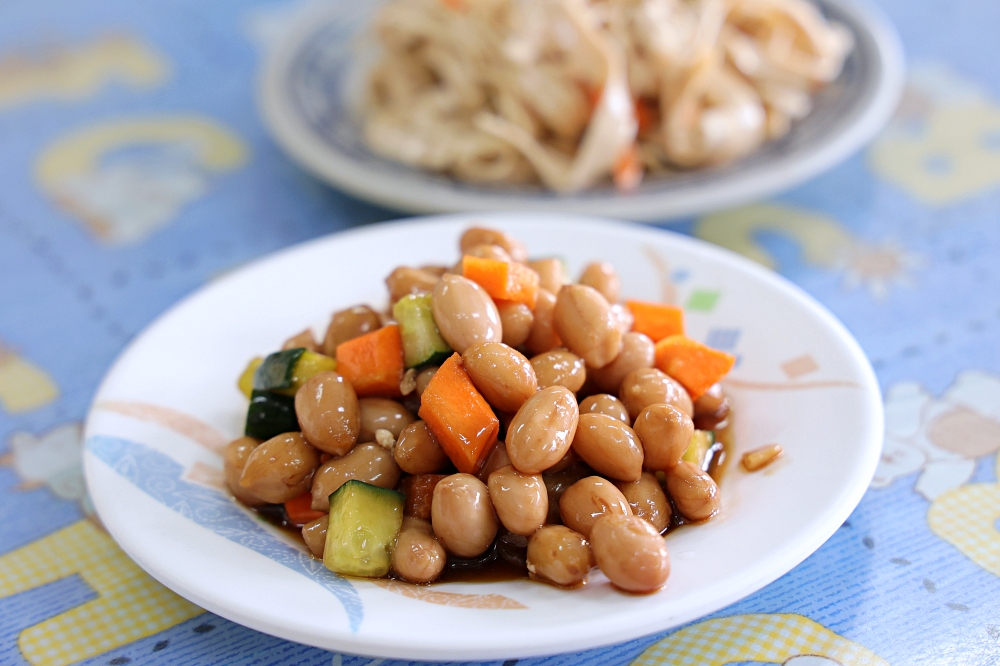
83;213;883;661
258;0;904;220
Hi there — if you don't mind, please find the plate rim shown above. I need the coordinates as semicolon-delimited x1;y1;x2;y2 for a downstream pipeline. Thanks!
256;0;905;220
83;212;885;660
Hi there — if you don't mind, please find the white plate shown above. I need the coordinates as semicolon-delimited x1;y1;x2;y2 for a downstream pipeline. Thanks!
83;214;883;661
258;0;904;220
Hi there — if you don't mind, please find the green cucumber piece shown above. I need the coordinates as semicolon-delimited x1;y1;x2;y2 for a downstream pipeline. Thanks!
253;348;336;395
393;293;451;368
238;356;264;398
244;390;299;440
324;480;404;577
253;348;305;392
288;350;337;389
682;430;717;471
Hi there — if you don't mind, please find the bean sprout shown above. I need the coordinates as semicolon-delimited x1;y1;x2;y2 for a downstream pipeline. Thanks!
362;0;853;191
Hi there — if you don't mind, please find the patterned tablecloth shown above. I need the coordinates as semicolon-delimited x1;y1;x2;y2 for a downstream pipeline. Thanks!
2;0;999;664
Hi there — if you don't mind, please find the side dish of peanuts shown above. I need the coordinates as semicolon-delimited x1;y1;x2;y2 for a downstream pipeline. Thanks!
225;226;767;594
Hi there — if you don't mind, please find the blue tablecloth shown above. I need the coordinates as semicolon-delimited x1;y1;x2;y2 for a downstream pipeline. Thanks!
2;0;999;664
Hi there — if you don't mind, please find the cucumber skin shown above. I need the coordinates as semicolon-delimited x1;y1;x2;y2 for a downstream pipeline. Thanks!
393;294;451;368
244;390;299;440
324;480;405;578
253;348;306;392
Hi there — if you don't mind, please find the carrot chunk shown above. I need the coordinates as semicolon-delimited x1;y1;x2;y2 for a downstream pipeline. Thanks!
635;97;659;135
284;491;326;526
462;256;539;309
613;144;644;192
625;300;685;342
400;473;448;520
654;335;735;400
418;353;499;474
335;323;404;397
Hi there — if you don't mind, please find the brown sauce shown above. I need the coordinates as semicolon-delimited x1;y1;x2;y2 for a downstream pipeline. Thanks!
250;413;732;586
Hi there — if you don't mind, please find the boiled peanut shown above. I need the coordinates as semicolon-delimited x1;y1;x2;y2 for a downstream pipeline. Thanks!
358;398;415;442
497;302;534;348
431;473;498;557
571;413;644;481
462;342;537;413
529;258;567;295
394;421;449;474
558;476;631;537
386;267;440;303
302;515;328;557
506;386;580;474
553;285;623;368
618;367;693;421
589;332;655;392
323;305;381;355
531;350;587;392
295;371;360;455
615;472;671;532
526;525;594;587
579;394;630;423
239;432;319;504
392;517;446;584
431;274;502;354
666;462;721;521
488;465;548;536
282;329;318;353
633;403;694;470
525;289;561;355
310;442;401;511
223;436;265;506
460;227;528;263
590;514;670;593
578;261;620;303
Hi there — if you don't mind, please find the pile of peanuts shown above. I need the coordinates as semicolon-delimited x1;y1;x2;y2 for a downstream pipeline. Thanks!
224;227;729;594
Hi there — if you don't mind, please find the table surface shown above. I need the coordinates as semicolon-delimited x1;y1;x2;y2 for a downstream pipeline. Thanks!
1;0;999;665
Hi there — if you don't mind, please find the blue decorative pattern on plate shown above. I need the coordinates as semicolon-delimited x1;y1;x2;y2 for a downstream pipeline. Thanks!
87;434;364;631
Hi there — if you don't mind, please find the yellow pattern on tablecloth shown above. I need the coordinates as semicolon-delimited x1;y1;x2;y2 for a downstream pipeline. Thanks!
0;36;167;109
0;343;58;413
0;520;202;666
35;117;248;245
868;63;1000;205
632;613;887;665
695;203;852;271
695;203;921;300
927;453;1000;576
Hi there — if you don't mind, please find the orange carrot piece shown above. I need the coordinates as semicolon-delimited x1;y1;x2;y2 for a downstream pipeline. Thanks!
582;83;603;111
635;97;659;135
285;491;326;526
625;300;685;342
613;144;643;192
462;256;539;309
418;353;499;474
335;323;404;397
654;335;735;401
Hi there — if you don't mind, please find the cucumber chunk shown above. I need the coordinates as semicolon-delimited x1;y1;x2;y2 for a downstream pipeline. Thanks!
245;390;299;440
238;357;264;398
393;294;452;368
324;480;405;578
682;430;719;471
254;348;336;395
288;350;337;389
